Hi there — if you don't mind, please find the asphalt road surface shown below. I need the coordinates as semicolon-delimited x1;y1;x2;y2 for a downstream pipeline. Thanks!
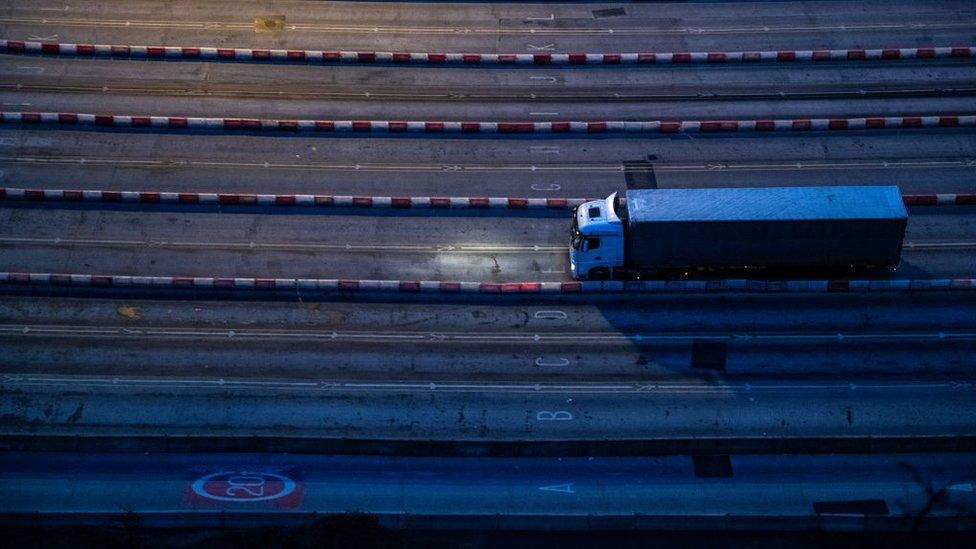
1;451;973;530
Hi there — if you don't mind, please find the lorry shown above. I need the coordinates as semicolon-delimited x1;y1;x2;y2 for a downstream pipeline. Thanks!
569;185;908;280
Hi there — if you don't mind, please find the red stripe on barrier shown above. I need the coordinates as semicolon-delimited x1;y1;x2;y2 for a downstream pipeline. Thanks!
507;198;528;209
603;53;621;64
352;196;373;207
866;117;886;129
393;52;410;63
111;45;130;56
479;283;502;293
901;116;923;128
460;122;481;133
76;44;95;55
428;53;447;63
430;197;451;208
389;121;408;132
742;51;762;62
828;118;849;130
587;121;608;133
659;122;681;133
254;278;276;290
439;282;461;292
569;53;587;64
91;275;113;286
533;53;552;65
939;116;959;127
314;196;334;207
322;51;340;62
6;41;26;52
551;121;571;132
425;121;445;132
168;117;188;128
391;197;412;208
252;49;270;60
217;194;239;204
182;47;200;57
951;47;972;58
315;121;335;131
132;116;150;126
902;194;937;205
499;122;534;133
49;274;71;285
172;277;194;288
791;119;812;130
469;197;490;208
139;192;161;203
560;282;582;293
58;112;78;123
462;53;481;63
352;121;372;131
707;52;726;62
637;53;656;63
94;115;114;126
63;190;83;201
41;42;59;54
399;281;421;292
146;46;165;57
776;51;796;61
828;280;851;292
357;52;376;62
24;189;44;201
956;194;976;205
917;48;936;58
812;50;831;61
882;48;901;59
700;120;738;132
213;278;235;288
278;120;298;131
178;193;199;204
287;50;305;61
497;54;517;64
755;119;775;131
672;52;692;63
847;49;866;60
547;198;568;209
101;191;122;202
338;280;360;291
20;112;41;123
275;195;296;205
217;48;235;59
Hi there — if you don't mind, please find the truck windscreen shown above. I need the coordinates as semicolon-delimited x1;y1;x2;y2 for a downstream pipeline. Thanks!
571;212;582;250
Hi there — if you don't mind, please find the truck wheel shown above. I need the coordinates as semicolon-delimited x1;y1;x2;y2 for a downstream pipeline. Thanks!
588;268;610;281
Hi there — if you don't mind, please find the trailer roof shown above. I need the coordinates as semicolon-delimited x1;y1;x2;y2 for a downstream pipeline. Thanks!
625;186;907;223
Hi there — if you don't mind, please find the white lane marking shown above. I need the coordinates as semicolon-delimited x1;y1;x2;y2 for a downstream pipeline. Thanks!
524;13;555;22
536;411;573;421
37;7;70;12
529;76;558;84
535;357;570;367
2;374;971;394
534;310;567;320
529;145;560;154
531;183;561;191
527;43;555;51
529;112;559;117
27;34;59;41
15;67;44;74
948;483;975;492
2;103;33;107
539;484;575;493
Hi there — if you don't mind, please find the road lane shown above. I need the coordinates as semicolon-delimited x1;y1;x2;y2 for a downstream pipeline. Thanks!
1;452;972;528
2;129;975;197
0;207;974;280
2;0;974;51
2;375;974;440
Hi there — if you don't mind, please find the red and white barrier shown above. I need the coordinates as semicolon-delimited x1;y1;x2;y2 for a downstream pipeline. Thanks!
1;187;973;208
2;111;973;135
1;271;973;294
2;39;974;66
